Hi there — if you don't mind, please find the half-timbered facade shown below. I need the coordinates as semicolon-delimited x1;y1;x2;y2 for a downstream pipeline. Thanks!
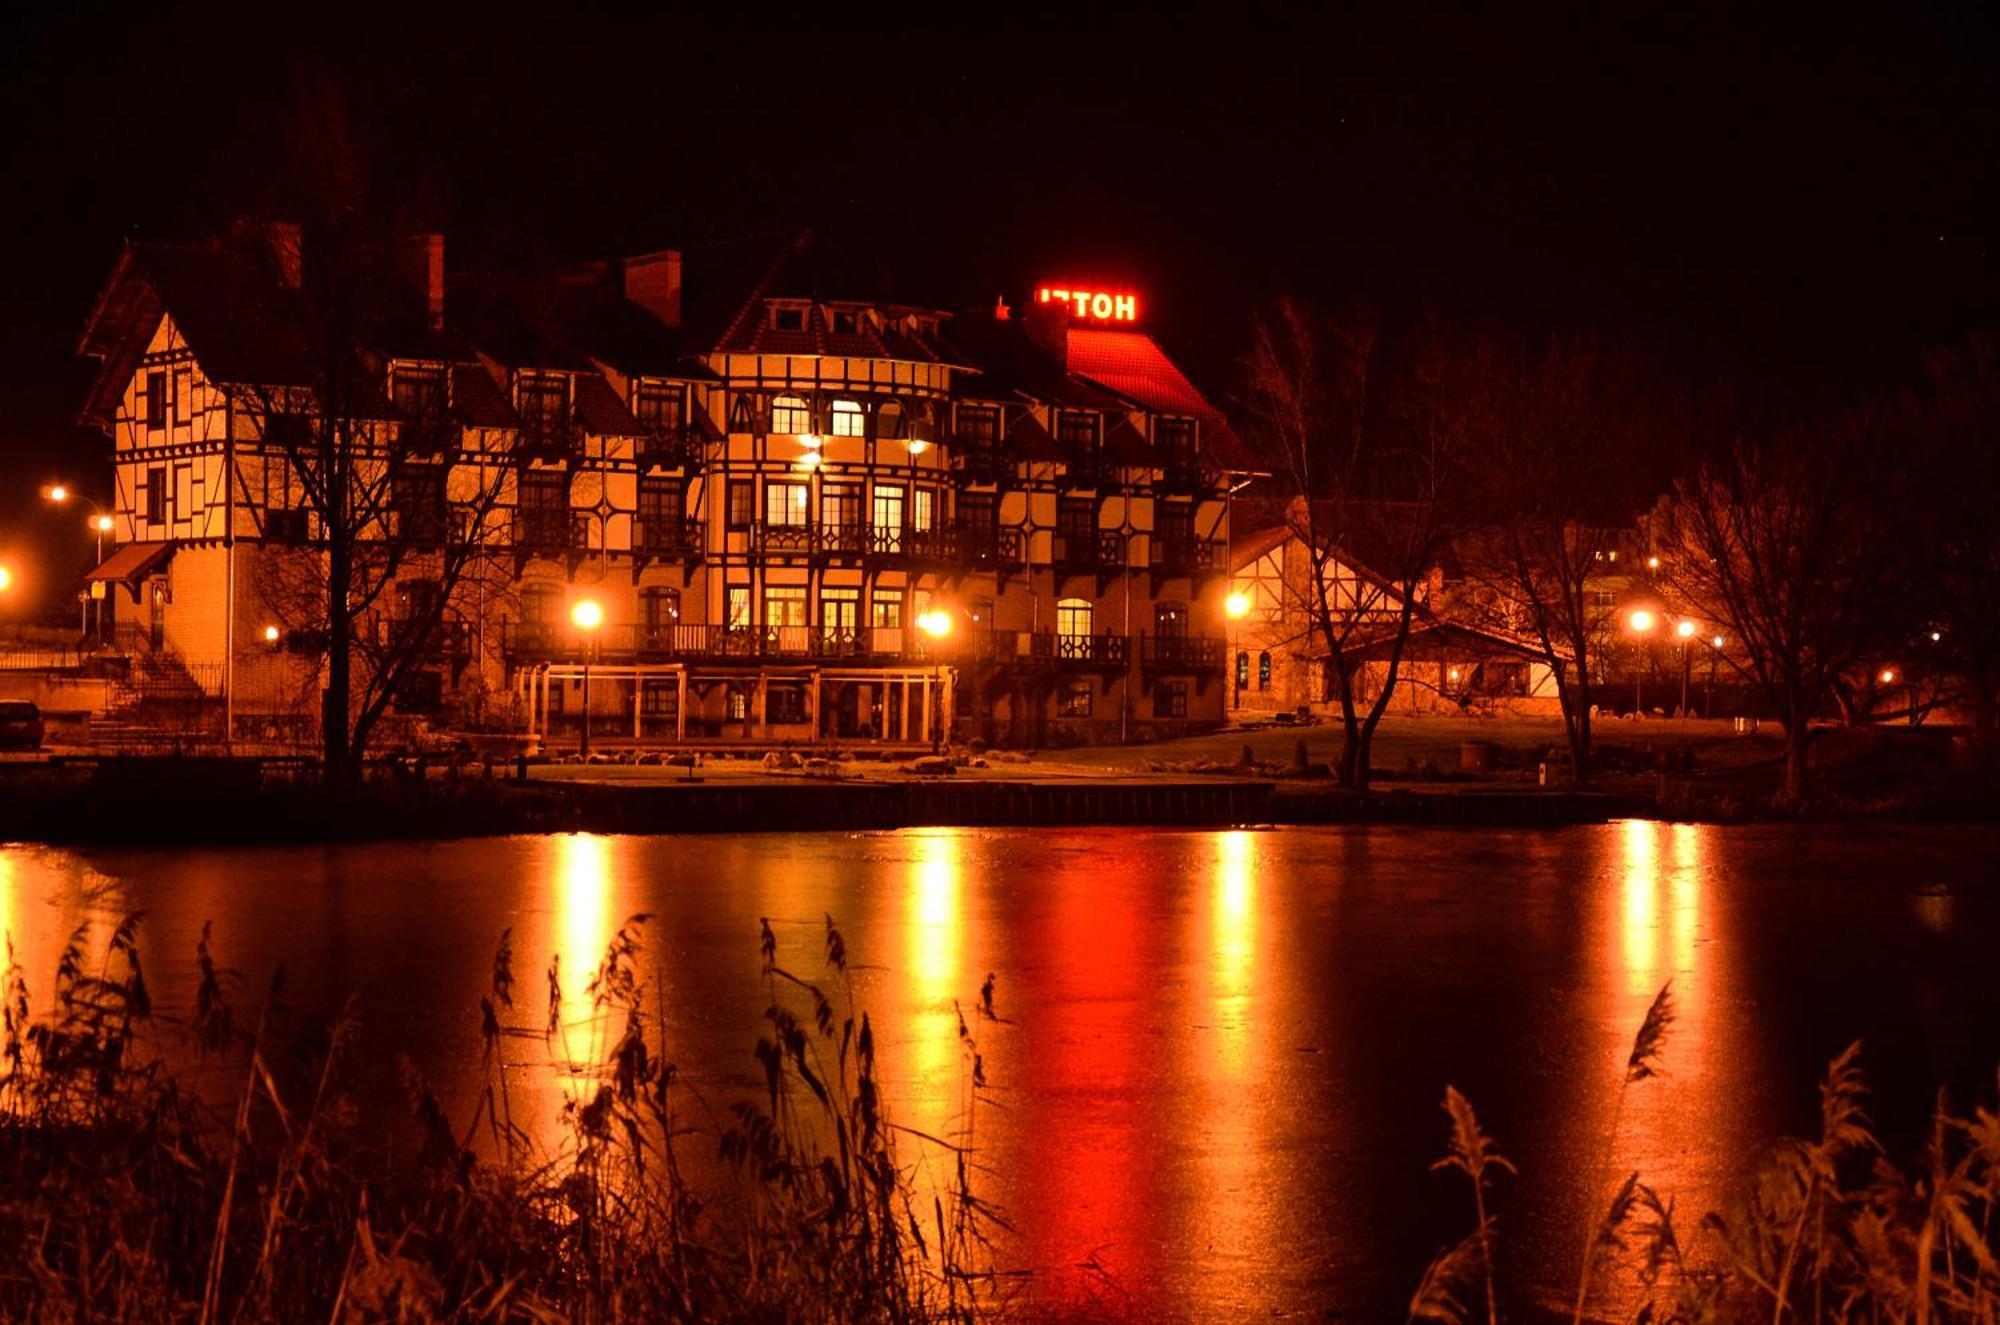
75;227;1251;749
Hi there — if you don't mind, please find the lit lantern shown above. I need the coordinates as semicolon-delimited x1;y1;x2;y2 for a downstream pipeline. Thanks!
1675;619;1696;639
1225;591;1251;620
1628;608;1656;634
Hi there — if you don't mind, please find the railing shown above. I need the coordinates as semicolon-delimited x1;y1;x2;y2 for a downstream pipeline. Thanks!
1053;529;1126;572
501;622;945;664
1141;634;1225;671
755;522;816;556
969;631;1129;666
953;525;1024;570
634;518;704;560
513;510;587;556
636;429;700;471
516;419;581;463
819;523;870;556
371;616;474;661
1148;536;1224;577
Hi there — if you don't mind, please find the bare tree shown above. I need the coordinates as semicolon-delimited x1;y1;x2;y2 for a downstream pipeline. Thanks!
1660;409;1907;805
1914;337;2000;765
1242;300;1465;788
1456;337;1665;785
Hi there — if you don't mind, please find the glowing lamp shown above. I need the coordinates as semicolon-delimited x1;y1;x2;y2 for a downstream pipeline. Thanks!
1675;619;1696;639
1225;591;1251;620
799;434;822;450
1931;631;1943;642
1647;555;1660;571
907;438;930;456
93;514;115;533
0;565;12;593
1878;668;1897;686
1628;609;1656;634
916;609;953;640
262;624;281;646
1448;667;1461;683
46;484;68;504
1711;635;1724;649
570;599;605;632
794;451;821;472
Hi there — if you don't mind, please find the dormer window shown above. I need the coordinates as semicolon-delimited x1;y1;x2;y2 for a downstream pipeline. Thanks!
832;310;859;335
392;366;447;421
771;394;811;435
634;384;685;434
830;398;865;437
771;307;805;333
958;404;1000;444
1058;411;1100;447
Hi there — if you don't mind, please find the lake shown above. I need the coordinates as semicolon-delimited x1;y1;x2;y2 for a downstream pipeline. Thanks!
2;822;1995;1320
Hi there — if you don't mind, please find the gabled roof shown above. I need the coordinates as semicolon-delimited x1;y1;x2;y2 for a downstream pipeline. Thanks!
1065;327;1259;472
573;375;644;436
697;229;967;364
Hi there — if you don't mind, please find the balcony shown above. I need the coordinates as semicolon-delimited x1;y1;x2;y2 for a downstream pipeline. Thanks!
1148;536;1224;578
513;509;587;558
634;518;704;561
516;418;581;464
386;504;470;550
636;428;700;472
969;630;1129;667
371;616;475;661
501;622;940;665
953;439;1013;486
1141;634;1225;672
1053;529;1126;574
819;523;871;558
754;522;817;557
1154;450;1207;495
953;525;1024;571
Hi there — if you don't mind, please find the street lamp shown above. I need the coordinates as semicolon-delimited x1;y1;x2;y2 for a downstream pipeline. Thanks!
0;565;12;595
1627;608;1656;714
1675;619;1696;716
571;599;604;757
45;483;69;505
1225;590;1250;712
917;607;953;753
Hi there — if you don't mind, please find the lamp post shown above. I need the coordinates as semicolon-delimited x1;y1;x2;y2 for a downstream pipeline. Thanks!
917;606;953;754
1675;619;1696;716
1627;608;1655;714
1707;634;1724;718
571;599;604;757
1225;590;1250;714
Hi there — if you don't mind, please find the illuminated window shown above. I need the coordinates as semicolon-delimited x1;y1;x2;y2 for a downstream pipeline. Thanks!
1057;597;1093;639
1236;650;1250;689
821;483;862;533
872;484;905;534
144;372;166;429
871;592;903;630
831;398;865;437
912;487;936;532
1257;651;1272;691
1059;679;1093;718
771;394;811;434
727;687;748;722
766;481;809;527
1155;602;1188;636
764;585;808;627
725;586;751;629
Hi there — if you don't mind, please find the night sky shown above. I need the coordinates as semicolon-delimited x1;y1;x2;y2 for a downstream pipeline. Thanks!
2;7;1994;612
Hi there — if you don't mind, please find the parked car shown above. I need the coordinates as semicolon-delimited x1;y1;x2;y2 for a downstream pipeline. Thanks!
0;701;45;751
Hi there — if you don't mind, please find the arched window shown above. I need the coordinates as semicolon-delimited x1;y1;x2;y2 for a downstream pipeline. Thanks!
1056;597;1093;638
1257;651;1272;691
771;395;811;435
876;400;905;438
1235;650;1250;689
831;398;865;437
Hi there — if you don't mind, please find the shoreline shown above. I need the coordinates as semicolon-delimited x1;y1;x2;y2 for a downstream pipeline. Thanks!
1;754;1988;846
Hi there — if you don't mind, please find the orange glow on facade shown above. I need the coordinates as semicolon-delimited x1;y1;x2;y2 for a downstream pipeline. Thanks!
1035;285;1139;323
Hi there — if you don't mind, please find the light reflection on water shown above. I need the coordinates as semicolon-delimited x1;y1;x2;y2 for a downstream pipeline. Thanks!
0;822;1995;1322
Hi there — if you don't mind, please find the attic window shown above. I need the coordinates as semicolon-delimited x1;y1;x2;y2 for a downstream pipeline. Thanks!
832;310;859;335
771;307;805;333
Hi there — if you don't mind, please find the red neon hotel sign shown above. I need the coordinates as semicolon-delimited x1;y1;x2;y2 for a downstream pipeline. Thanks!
1036;285;1139;323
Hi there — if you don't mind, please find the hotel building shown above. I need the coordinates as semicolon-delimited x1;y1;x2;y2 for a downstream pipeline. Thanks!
75;227;1253;749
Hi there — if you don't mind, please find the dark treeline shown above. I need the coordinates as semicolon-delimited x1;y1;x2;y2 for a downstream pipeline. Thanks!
1237;300;1999;806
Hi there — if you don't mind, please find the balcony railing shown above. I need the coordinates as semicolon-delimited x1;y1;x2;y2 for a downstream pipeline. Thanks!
1141;634;1225;671
754;522;816;556
516;419;581;463
513;509;587;556
953;525;1024;570
820;523;871;557
636;429;700;471
372;616;474;661
1053;529;1126;573
634;517;704;560
967;631;1130;666
501;622;947;664
1148;536;1224;577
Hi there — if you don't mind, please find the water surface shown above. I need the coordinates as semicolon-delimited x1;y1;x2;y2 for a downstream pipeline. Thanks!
2;823;1995;1320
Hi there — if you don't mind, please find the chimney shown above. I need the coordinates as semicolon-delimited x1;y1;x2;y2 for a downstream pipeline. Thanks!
623;250;682;328
1024;296;1068;358
397;233;446;331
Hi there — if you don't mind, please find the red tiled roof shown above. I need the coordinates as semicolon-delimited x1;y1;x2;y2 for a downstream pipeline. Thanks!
573;374;644;436
1065;328;1260;472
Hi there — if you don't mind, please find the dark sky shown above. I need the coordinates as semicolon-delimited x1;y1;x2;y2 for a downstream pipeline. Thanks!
1;6;1995;612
